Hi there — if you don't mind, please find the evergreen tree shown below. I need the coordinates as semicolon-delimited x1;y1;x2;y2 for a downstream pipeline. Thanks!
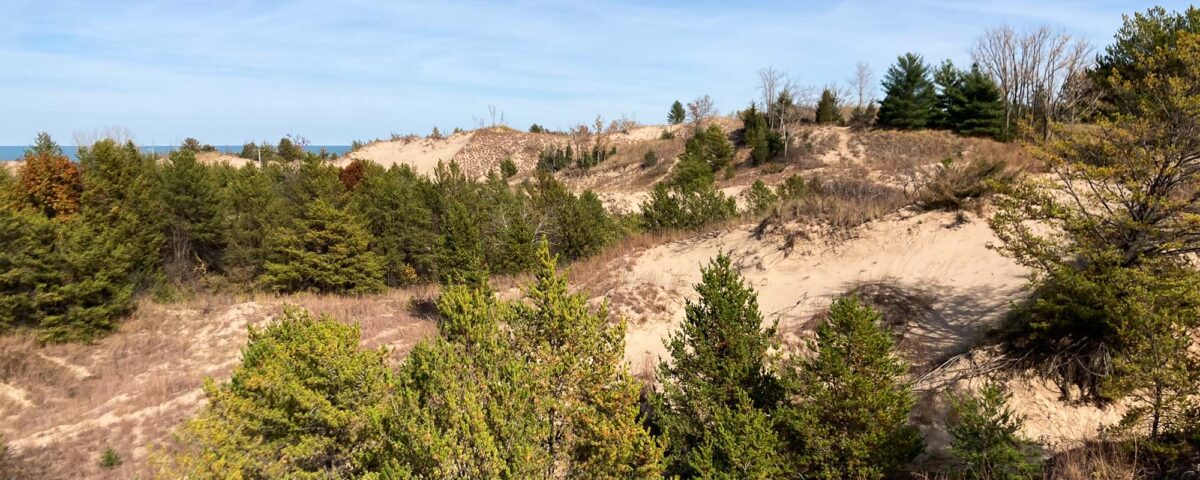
260;198;385;294
170;306;394;478
0;207;60;332
436;199;489;288
683;124;735;173
13;133;81;218
218;163;285;284
932;60;963;130
511;243;663;478
350;163;438;285
951;65;1006;139
745;180;778;214
815;89;844;125
741;105;780;166
160;150;225;278
385;244;663;478
654;254;782;478
669;100;687;125
946;383;1043;479
776;296;923;479
934;61;1005;139
26;131;61;157
877;52;937;129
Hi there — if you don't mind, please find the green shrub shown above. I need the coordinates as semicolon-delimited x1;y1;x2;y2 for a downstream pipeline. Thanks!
499;156;518;178
946;383;1043;479
170;306;394;478
260;198;385;294
641;183;736;232
776;296;923;479
815;89;844;125
746;180;778;214
99;448;122;469
642;150;659;168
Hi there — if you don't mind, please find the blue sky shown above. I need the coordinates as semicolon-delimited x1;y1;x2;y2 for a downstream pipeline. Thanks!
0;0;1188;145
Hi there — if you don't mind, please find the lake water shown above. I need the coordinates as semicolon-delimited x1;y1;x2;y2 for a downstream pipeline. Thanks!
0;145;352;161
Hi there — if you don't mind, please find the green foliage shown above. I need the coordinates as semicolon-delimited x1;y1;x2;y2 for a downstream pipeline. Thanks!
1104;266;1200;440
745;179;778;214
934;61;1006;139
815;89;844;125
642;150;659;168
990;31;1200;403
171;306;394;478
878;52;937;129
160;150;225;278
499;156;518;178
684;124;735;173
537;143;574;172
350;163;437;286
741;105;782;166
529;123;547;133
654;254;782;477
668;100;687;125
946;383;1042;479
776;174;808;201
1094;6;1200;110
99;448;122;469
26;131;61;157
385;244;663;478
0;207;61;332
660;128;676;140
641;182;736;232
260;198;385;294
776;296;923;479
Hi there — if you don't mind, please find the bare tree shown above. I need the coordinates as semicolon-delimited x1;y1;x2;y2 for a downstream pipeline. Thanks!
972;25;1093;140
686;94;717;131
850;61;876;109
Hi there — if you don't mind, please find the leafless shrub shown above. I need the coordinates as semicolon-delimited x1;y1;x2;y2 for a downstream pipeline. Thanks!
1045;441;1143;480
766;172;909;231
914;156;1018;212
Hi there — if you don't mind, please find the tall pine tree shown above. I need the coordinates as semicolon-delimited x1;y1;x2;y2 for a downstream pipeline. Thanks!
776;296;923;479
260;198;385;294
653;253;783;477
877;53;937;129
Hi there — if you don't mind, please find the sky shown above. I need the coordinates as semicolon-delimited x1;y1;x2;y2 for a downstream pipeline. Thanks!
0;0;1190;145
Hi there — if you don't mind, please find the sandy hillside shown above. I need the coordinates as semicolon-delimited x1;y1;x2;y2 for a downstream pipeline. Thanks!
0;291;438;479
1;160;24;173
582;208;1123;448
195;151;256;168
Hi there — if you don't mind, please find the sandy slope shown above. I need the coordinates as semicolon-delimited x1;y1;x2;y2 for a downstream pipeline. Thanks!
0;292;437;479
341;132;475;176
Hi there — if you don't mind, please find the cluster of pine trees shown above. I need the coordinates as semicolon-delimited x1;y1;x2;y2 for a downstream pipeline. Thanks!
877;54;1006;139
170;246;1040;478
1;140;620;341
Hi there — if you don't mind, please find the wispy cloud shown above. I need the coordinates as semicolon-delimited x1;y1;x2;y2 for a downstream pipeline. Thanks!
0;0;1186;144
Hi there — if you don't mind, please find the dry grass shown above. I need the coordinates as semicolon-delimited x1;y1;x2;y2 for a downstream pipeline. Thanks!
851;129;970;171
0;288;438;480
763;169;910;232
914;156;1018;213
1045;441;1144;480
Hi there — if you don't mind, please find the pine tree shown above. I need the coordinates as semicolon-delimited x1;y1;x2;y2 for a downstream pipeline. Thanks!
350;163;437;285
953;65;1006;139
776;296;923;479
160;150;225;278
511;243;664;478
170;306;394;478
741;104;780;165
932;60;963;130
0;207;60;332
815;89;844;125
13;133;81;218
669;100;687;125
218;163;285;284
946;383;1043;479
260;198;385;294
384;244;663;478
877;53;937;129
654;254;782;478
